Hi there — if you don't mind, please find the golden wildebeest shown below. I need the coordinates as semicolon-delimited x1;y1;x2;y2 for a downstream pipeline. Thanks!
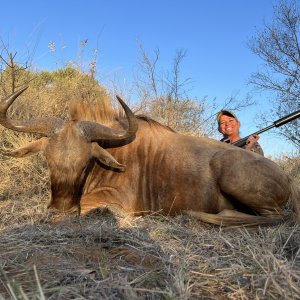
1;86;299;226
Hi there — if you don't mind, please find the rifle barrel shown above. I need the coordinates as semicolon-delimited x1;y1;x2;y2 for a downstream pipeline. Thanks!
274;109;300;127
231;109;300;147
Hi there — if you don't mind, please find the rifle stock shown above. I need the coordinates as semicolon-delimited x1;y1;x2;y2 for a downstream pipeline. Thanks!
222;109;300;148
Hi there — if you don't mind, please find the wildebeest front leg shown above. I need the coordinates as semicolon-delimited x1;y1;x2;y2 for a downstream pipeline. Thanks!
1;138;48;157
79;187;128;216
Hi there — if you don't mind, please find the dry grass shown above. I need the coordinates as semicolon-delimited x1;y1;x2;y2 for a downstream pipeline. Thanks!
0;154;299;299
0;146;300;300
0;80;299;299
276;154;300;185
0;197;299;299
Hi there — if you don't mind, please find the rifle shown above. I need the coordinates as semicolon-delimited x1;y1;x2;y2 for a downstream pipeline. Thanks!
221;109;300;148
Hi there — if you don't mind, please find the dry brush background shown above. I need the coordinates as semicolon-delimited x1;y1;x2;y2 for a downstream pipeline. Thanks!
0;68;299;299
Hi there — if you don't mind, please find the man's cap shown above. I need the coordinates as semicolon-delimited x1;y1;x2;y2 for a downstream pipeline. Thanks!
217;109;239;125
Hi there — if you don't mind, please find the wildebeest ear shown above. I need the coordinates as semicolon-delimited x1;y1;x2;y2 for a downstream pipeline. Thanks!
91;143;126;171
0;137;49;158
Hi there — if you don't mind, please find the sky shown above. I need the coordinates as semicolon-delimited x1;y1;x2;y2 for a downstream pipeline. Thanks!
0;0;297;157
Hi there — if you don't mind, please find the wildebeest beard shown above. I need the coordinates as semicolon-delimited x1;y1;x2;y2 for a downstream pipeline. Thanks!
48;158;96;213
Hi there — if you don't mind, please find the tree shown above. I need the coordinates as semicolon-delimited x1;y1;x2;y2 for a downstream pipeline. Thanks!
132;44;209;136
248;0;300;148
131;43;255;137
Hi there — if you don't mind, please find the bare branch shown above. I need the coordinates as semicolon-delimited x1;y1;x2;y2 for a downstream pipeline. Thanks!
248;0;300;148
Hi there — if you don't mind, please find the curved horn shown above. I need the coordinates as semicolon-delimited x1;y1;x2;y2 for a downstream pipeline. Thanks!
0;85;65;136
78;95;138;142
116;95;138;137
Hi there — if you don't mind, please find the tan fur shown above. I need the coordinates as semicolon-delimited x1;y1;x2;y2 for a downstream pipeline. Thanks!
289;177;300;221
136;115;176;132
3;95;300;227
185;209;291;227
69;99;116;125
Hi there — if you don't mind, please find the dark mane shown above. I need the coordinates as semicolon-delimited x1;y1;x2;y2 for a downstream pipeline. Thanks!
136;115;176;132
68;100;175;132
69;99;119;126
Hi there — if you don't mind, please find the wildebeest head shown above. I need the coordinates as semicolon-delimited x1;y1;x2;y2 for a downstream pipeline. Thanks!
0;86;138;213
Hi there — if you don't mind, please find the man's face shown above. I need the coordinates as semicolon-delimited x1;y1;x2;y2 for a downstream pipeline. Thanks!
219;115;240;136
